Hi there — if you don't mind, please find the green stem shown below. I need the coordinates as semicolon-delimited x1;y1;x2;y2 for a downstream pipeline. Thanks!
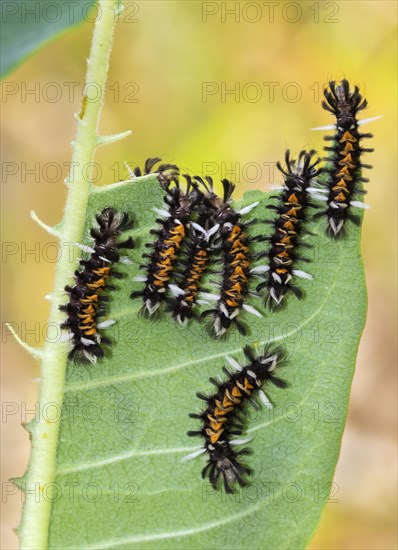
18;2;123;548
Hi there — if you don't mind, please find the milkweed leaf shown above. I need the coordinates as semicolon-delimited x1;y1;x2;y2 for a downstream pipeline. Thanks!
42;176;366;549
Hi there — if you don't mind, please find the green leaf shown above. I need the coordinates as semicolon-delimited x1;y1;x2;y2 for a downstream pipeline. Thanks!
0;0;96;78
42;176;366;549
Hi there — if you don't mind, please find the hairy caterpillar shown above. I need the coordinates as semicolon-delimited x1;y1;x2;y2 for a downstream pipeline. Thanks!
313;80;375;237
256;150;320;307
183;345;287;493
60;208;134;363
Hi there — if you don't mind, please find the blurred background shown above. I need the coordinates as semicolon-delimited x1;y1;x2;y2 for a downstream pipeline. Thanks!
1;1;397;548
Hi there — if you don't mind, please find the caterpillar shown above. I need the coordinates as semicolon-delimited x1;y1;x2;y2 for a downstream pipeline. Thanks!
256;150;320;308
196;176;262;337
131;175;203;315
313;79;375;237
60;208;134;363
129;157;179;188
183;345;287;493
168;210;219;326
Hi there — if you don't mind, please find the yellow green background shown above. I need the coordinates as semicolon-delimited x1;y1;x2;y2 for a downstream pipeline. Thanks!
1;1;397;548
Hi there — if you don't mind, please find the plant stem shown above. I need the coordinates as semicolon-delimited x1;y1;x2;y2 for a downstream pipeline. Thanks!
18;2;123;548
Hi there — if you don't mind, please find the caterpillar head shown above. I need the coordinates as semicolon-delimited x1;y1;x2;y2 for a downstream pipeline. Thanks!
322;79;367;130
203;444;250;493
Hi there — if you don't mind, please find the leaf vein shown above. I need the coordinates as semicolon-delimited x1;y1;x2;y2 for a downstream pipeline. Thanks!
65;281;335;394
